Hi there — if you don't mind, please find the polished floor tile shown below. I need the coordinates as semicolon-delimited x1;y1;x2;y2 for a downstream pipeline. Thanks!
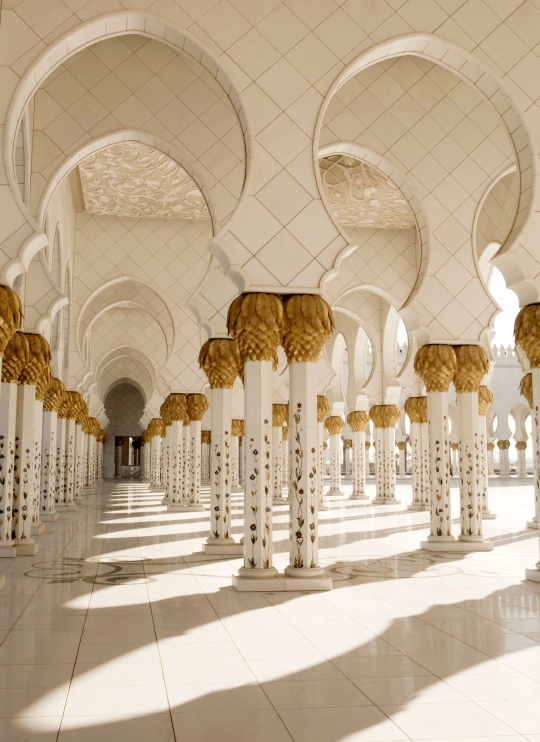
0;479;539;741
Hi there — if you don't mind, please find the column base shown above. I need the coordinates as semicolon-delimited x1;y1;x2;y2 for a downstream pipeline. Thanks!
65;503;77;512
407;503;429;511
421;537;493;552
203;539;243;555
73;497;83;505
350;493;370;501
372;497;401;505
233;572;332;592
55;504;67;512
482;510;497;520
272;497;286;505
318;500;330;511
31;522;45;536
168;503;205;512
40;511;58;522
150;486;164;492
517;474;529;479
0;542;17;558
525;568;540;583
13;538;38;556
526;518;538;529
326;489;343;496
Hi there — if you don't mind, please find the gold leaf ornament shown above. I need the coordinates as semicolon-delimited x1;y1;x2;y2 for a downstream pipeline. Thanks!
1;331;30;383
369;404;400;428
317;395;330;423
404;396;428;424
187;393;209;421
199;338;243;388
414;344;457;392
453;345;489;393
272;403;288;427
478;386;493;416
347;410;369;432
0;285;22;356
520;373;533;408
324;415;345;435
43;378;66;412
227;293;283;369
515;304;540;368
282;294;334;363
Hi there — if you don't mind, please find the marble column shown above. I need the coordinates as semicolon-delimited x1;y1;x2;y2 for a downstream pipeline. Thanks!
74;418;85;499
281;425;288;497
231;420;241;492
370;405;400;504
228;293;282;581
97;435;104;483
15;381;39;553
148;418;164;490
186;393;208;511
317;396;330;510
453;345;492;551
181;420;190;503
239;430;244;487
365;440;371;478
201;430;211;484
272;404;287;504
450;442;459;477
115;437;123;479
64;413;77;509
0;378;18;556
521;374;538;529
160;399;172;503
32;393;46;535
397;441;407;476
479;386;496;519
516;441;528;477
404;396;430;512
343;439;352;477
415;345;457;550
498;440;510;476
347;410;369;501
41;384;61;522
324;416;344;496
513;308;540;581
199;338;242;555
282;294;333;585
487;442;495;476
165;394;187;510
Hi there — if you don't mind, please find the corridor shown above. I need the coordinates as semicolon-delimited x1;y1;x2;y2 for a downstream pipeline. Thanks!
0;480;539;741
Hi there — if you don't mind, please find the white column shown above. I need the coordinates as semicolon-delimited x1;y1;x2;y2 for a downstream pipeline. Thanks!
516;441;528;478
189;418;204;510
318;422;329;510
370;406;400;505
272;425;283;504
498;441;510;476
0;382;18;556
365;440;371;479
487;442;495;476
325;417;344;496
150;435;162;489
239;431;244;487
421;391;454;549
65;417;77;508
526;366;540;581
285;362;326;579
238;360;276;578
40;408;58;522
348;411;369;501
204;386;240;553
162;424;171;503
405;397;430;512
31;398;45;534
397;442;406;476
201;434;210;484
75;423;84;498
182;422;190;502
115;437;123;478
168;420;184;508
13;384;38;554
231;434;239;491
479;410;496;519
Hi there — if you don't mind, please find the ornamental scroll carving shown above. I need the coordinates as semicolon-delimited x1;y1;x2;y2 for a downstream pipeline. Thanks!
319;154;415;229
78;142;209;220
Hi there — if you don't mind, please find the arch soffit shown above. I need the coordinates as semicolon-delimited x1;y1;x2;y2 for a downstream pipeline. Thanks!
83;300;172;364
38;131;218;235
318;141;427;305
76;277;175;361
4;11;254;300
332;307;377;391
97;358;154;403
94;346;157;384
314;33;538;306
103;378;148;407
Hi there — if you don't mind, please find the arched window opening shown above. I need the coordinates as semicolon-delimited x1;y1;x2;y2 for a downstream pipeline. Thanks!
488;266;519;349
396;317;407;371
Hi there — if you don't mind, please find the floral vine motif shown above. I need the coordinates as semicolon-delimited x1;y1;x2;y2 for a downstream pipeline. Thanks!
292;403;305;569
248;437;258;568
261;429;271;569
461;442;475;536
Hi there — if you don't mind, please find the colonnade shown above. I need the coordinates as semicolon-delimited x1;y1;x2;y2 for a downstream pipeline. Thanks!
0;287;105;558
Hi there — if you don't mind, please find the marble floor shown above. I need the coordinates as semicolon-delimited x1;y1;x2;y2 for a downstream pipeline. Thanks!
0;478;540;742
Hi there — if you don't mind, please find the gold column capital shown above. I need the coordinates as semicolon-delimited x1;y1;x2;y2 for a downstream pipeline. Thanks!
404;396;428;424
324;415;344;435
520;373;533;408
166;393;187;422
282;425;289;441
231;419;244;437
1;331;30;383
497;439;511;450
43;378;66;412
343;439;353;449
453;345;489;393
487;442;495;451
450;442;458;451
0;285;22;357
187;393;209;422
515;303;540;367
347;410;369;432
414;344;457;392
272;403;288;427
478;385;493;416
199;338;242;388
282;294;334;363
397;441;407;450
516;440;527;450
317;395;330;423
201;430;211;444
322;440;327;449
227;292;283;368
365;441;371;449
369;404;400;428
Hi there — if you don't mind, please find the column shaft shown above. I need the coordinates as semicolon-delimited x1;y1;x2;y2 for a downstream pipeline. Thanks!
13;384;38;553
231;435;239;491
169;421;183;505
328;434;341;495
206;387;233;544
457;392;486;545
0;382;18;555
373;426;399;503
424;392;454;544
65;418;77;509
350;430;368;500
189;419;203;507
31;399;45;533
272;426;283;503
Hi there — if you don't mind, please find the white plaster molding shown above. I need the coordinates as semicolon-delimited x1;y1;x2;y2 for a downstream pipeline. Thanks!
0;232;48;287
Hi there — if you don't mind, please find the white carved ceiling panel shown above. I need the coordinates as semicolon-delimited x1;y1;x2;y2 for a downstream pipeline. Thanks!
78;142;209;220
319;155;415;229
